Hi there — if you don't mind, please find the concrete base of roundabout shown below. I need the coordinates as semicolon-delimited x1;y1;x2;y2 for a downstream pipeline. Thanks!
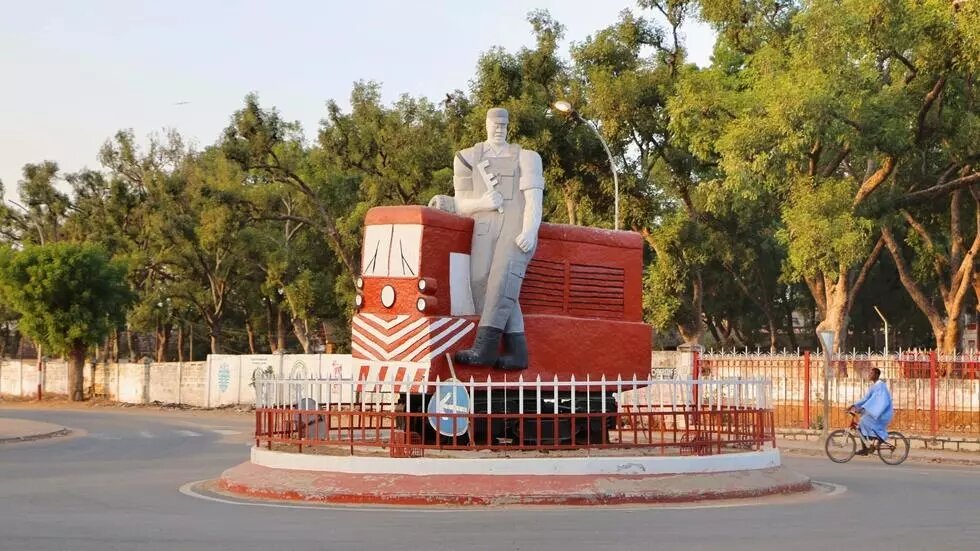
217;447;812;507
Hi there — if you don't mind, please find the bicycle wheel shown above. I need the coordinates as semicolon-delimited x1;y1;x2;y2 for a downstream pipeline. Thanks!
825;429;857;463
878;431;910;465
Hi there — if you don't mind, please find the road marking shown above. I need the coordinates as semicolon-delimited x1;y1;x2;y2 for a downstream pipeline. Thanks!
88;433;122;440
175;430;202;437
139;431;154;438
212;429;242;435
179;480;846;513
816;481;848;498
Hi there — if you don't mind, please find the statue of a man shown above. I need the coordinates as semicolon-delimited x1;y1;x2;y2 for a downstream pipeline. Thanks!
451;107;543;370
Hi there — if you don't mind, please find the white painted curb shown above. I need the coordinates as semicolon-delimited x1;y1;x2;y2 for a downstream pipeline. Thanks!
250;447;781;476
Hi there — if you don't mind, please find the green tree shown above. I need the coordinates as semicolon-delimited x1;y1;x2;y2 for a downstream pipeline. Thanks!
320;81;453;209
223;95;359;347
572;3;722;345
223;94;359;278
0;243;133;400
0;162;71;246
462;10;612;226
685;0;978;351
93;130;187;359
164;148;258;354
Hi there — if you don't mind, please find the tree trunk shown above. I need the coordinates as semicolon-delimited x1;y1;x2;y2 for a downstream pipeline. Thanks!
940;321;960;355
265;300;277;352
563;189;578;225
805;237;884;353
676;272;704;345
276;306;287;352
68;343;86;401
125;328;135;361
707;316;723;346
154;322;170;362
733;325;750;348
321;321;336;353
292;317;310;353
815;291;848;353
785;305;799;350
209;318;223;354
109;330;119;362
882;223;978;354
766;314;778;352
246;320;257;355
719;318;734;347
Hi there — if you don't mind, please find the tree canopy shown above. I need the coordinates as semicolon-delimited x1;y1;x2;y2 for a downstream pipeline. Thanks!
0;243;133;399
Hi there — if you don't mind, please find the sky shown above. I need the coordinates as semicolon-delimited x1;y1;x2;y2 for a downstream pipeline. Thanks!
0;0;716;200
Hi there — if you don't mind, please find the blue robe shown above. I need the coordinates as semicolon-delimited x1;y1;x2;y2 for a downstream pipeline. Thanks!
853;380;894;441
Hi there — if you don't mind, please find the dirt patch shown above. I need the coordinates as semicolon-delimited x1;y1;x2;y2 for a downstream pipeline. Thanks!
0;395;252;414
773;404;980;436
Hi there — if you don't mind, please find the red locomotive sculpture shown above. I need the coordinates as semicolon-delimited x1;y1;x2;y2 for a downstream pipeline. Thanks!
347;204;653;444
352;205;651;387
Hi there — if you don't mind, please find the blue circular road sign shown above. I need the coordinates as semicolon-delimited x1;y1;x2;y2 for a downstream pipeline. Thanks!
426;380;470;437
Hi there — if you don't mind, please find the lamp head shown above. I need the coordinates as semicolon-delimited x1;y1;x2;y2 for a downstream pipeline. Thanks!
553;100;573;114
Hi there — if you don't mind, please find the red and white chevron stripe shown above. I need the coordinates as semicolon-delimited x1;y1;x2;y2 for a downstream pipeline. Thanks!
353;361;429;393
352;314;475;363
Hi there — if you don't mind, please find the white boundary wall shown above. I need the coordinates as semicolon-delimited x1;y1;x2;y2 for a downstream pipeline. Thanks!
0;352;690;408
1;352;688;407
0;354;355;408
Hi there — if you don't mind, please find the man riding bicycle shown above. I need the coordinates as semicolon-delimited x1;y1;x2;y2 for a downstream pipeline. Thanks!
848;367;894;455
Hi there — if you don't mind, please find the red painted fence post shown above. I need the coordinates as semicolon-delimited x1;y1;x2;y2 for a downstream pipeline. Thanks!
929;350;938;436
36;347;43;401
803;351;811;429
692;349;700;409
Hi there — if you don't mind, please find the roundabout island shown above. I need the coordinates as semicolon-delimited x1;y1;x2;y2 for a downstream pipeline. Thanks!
214;107;809;508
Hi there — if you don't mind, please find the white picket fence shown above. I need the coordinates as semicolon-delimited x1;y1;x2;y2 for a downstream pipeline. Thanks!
252;373;770;414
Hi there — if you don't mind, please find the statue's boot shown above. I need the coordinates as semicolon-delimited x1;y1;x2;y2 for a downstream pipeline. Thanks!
455;326;502;366
495;332;529;371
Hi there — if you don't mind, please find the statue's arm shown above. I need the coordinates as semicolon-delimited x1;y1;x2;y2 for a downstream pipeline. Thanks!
453;149;498;216
516;150;544;252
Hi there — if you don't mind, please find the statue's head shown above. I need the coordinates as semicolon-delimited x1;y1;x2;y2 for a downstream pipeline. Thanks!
485;108;509;146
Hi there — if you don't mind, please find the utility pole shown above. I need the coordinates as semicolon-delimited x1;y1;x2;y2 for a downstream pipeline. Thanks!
818;330;834;442
36;344;43;401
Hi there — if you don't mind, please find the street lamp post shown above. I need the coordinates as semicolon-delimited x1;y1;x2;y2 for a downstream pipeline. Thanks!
818;329;835;442
7;200;44;244
873;305;889;356
553;100;620;230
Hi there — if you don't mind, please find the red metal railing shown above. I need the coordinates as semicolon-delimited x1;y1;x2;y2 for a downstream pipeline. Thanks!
254;406;776;456
699;350;980;437
251;375;775;456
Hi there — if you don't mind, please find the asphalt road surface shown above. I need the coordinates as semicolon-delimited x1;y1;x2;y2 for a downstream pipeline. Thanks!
1;408;978;551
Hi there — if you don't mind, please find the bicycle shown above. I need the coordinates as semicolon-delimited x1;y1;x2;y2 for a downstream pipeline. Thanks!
824;409;910;465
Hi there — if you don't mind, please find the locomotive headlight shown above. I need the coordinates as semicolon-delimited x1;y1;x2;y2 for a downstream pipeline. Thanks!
380;285;396;308
354;293;363;309
355;276;363;289
416;296;437;312
417;277;437;294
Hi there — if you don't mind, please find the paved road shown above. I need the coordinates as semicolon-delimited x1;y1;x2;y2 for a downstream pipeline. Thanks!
1;408;978;551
